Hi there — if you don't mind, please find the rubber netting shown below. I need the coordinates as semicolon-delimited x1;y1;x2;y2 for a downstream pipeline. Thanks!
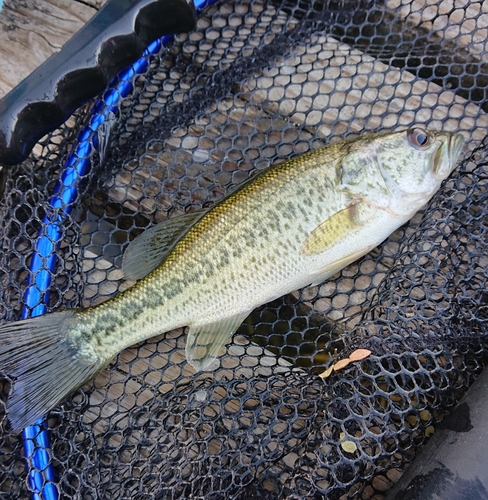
1;0;487;498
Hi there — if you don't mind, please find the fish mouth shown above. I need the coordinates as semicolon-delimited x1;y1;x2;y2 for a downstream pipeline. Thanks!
433;132;465;180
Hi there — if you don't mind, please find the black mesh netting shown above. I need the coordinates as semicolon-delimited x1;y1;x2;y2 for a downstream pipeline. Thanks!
1;0;488;498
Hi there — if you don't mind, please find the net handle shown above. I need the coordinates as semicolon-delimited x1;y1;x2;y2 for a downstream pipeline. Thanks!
0;0;196;166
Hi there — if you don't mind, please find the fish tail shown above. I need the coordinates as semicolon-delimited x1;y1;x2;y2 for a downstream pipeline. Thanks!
0;311;104;431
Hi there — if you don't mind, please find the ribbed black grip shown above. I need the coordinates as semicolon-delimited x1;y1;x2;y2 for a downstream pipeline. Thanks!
0;0;196;166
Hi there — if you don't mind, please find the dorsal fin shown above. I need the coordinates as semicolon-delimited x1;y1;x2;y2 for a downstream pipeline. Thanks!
122;210;208;280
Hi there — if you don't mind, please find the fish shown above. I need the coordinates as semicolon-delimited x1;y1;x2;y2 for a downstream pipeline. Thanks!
0;127;464;430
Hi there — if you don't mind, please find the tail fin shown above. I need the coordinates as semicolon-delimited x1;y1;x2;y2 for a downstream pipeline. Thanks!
0;312;104;431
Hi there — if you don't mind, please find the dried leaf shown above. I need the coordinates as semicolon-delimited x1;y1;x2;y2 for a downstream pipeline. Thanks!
319;366;334;379
349;349;372;361
333;358;351;371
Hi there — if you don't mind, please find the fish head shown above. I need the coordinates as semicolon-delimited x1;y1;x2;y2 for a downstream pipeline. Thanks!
341;128;465;217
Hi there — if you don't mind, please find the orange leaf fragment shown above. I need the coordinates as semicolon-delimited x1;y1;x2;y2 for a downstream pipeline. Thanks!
333;358;351;371
349;349;372;362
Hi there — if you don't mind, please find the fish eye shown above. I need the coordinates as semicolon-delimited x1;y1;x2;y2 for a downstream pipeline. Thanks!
407;128;431;149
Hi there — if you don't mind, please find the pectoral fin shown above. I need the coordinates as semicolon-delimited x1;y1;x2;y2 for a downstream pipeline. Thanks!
186;313;250;371
302;202;362;256
122;210;208;280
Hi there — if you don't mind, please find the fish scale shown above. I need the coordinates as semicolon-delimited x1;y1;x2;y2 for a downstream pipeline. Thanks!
0;127;464;430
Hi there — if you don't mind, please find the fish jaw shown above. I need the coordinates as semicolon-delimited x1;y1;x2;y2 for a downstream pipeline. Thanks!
369;129;465;218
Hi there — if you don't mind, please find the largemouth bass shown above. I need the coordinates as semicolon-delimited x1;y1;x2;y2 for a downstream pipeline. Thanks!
0;127;464;430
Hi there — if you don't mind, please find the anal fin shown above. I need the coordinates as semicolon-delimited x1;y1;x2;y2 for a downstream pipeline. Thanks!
186;313;250;372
